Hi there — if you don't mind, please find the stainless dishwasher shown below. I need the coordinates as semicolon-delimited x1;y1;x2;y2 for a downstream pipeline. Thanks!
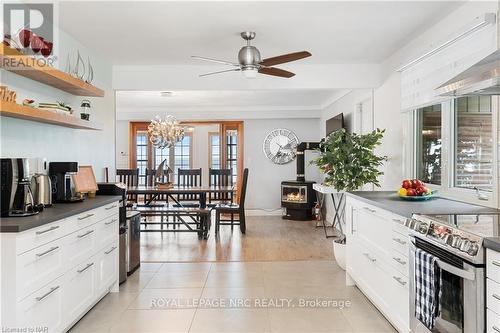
126;210;141;275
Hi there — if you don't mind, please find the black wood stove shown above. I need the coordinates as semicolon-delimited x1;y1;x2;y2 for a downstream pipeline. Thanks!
281;142;319;220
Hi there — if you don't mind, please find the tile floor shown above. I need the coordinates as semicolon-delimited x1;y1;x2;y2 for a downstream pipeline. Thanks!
69;260;396;333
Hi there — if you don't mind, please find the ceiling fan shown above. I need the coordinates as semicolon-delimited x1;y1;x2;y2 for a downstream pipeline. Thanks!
191;31;311;78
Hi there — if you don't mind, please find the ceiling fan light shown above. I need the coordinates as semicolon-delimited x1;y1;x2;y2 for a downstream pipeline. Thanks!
242;68;258;79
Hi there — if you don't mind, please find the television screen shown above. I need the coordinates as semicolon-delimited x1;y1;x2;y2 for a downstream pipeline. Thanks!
326;113;344;136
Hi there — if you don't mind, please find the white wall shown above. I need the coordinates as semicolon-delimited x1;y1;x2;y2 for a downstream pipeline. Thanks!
1;30;115;181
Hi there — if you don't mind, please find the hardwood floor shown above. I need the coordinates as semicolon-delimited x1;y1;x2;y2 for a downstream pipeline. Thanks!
140;215;335;262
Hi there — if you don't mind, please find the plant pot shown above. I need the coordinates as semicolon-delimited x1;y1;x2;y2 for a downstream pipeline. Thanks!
333;239;346;270
80;113;90;121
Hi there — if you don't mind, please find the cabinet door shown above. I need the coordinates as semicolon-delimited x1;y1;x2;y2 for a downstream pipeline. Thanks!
16;238;65;300
66;225;98;268
352;205;392;259
64;258;97;323
17;275;64;333
96;243;118;295
96;214;119;251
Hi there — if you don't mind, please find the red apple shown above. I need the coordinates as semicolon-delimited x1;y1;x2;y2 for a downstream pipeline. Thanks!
402;180;412;189
416;186;428;196
412;179;424;189
406;188;417;196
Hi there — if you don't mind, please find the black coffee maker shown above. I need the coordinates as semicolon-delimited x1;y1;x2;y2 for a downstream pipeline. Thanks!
1;158;41;217
49;162;84;203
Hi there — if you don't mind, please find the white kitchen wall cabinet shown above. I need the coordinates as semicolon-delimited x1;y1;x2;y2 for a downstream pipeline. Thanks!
0;202;120;333
345;195;410;333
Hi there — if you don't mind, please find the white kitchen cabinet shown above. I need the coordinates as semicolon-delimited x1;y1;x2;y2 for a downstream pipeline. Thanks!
1;200;120;333
346;196;410;333
487;249;500;332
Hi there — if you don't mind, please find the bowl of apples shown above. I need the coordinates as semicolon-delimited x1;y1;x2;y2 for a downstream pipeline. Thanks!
398;179;436;201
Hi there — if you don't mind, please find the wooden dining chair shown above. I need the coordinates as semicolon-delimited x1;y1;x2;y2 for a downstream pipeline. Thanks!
116;168;139;205
176;168;202;206
214;168;248;236
208;168;233;205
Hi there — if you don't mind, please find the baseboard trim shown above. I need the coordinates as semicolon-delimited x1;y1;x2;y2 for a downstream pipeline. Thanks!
245;209;283;216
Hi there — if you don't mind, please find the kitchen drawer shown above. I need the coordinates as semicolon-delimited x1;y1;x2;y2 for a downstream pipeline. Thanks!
487;309;500;333
391;215;409;237
488;278;500;316
96;214;119;250
66;225;98;269
487;250;500;283
16;238;65;300
95;242;119;295
101;201;120;219
16;219;66;255
392;230;409;257
17;274;65;333
64;257;97;323
66;208;101;232
390;252;409;276
352;205;392;260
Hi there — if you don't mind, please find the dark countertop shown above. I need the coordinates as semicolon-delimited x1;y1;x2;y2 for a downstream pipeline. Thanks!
347;191;500;218
484;238;500;253
0;196;122;233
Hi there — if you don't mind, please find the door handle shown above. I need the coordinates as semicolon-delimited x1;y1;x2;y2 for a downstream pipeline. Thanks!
78;213;94;221
36;246;59;257
393;276;407;286
77;229;94;239
77;262;94;273
363;207;376;213
393;237;407;245
105;204;117;210
492;294;500;301
492;261;500;268
35;225;59;235
35;286;59;302
493;326;500;333
105;219;117;225
393;257;407;265
105;246;117;255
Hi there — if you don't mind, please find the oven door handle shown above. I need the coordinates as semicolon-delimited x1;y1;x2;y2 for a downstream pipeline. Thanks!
410;237;476;281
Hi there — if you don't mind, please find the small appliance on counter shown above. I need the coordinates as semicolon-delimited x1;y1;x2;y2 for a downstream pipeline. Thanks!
31;173;52;207
49;162;83;203
1;158;42;217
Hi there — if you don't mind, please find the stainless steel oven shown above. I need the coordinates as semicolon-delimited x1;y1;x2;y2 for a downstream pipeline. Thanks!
409;235;484;333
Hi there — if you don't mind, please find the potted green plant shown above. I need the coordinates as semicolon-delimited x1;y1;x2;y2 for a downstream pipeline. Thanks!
312;128;386;269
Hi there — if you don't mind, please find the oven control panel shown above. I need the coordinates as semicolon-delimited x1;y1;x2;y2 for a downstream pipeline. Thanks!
407;216;483;258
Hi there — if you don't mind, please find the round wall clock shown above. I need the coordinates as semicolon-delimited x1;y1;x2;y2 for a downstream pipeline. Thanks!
263;128;300;164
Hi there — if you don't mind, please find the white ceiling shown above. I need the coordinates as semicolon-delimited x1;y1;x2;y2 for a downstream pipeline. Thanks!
60;1;463;65
116;89;343;110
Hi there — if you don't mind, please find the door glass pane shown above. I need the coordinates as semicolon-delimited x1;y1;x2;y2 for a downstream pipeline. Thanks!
226;129;238;185
174;135;191;184
416;104;442;185
136;131;148;185
210;133;220;169
454;96;493;192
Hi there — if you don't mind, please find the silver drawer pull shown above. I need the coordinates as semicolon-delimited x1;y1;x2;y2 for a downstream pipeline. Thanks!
363;207;376;213
393;257;407;265
393;237;407;245
105;219;118;225
392;218;405;224
492;261;500;268
393;276;407;286
77;262;94;273
363;253;376;262
105;204;117;210
105;246;117;255
36;246;59;257
493;294;500;301
78;213;94;221
77;229;94;238
493;326;500;333
35;225;60;235
35;286;59;302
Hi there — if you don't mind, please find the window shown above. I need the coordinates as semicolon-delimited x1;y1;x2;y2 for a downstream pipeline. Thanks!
416;104;442;185
454;96;493;192
136;131;148;185
209;132;220;169
174;134;192;184
226;129;238;185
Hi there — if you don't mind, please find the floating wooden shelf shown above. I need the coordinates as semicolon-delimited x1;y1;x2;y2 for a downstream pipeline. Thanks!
0;45;105;97
0;101;103;130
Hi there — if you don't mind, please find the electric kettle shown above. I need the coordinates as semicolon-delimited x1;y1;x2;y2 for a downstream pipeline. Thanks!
31;174;52;207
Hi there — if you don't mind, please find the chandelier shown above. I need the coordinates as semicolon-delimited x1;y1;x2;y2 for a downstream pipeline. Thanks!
148;115;185;149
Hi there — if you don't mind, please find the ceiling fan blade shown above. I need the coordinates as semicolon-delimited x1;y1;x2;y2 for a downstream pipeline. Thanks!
260;51;311;67
258;67;295;78
199;68;241;77
191;56;239;66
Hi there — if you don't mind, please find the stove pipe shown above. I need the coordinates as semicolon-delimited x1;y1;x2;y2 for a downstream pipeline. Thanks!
296;142;320;182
